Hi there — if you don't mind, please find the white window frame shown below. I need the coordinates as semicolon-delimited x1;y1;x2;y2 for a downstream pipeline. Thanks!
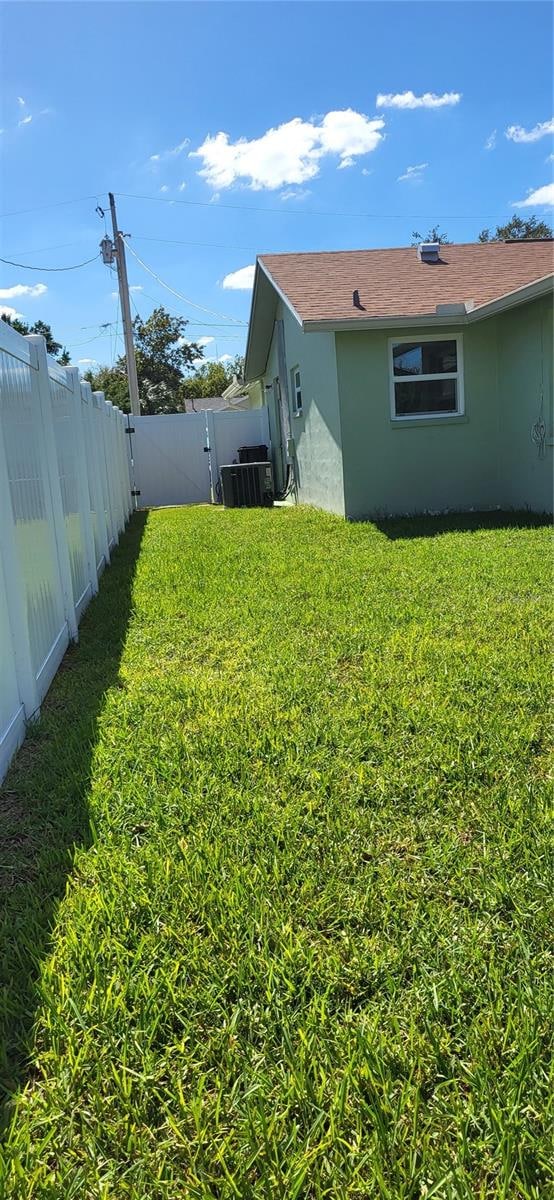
388;333;464;421
290;365;303;416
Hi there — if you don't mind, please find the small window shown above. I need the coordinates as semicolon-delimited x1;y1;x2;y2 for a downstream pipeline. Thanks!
390;336;463;419
291;367;302;415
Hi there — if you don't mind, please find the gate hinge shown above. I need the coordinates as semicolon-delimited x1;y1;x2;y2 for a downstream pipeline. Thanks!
125;426;135;434
131;488;141;497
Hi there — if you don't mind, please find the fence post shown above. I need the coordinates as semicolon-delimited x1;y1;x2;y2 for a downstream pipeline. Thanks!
67;367;98;597
95;393;118;548
0;405;40;720
82;382;110;571
27;336;78;641
205;410;217;502
107;402;125;535
92;392;113;561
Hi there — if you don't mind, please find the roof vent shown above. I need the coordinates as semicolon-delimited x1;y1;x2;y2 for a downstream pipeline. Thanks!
418;242;440;263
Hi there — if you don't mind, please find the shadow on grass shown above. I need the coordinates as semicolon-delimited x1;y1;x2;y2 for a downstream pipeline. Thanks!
0;511;147;1132
375;509;552;541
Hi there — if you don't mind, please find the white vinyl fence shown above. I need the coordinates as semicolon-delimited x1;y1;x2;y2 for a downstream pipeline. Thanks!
129;407;271;508
0;319;132;782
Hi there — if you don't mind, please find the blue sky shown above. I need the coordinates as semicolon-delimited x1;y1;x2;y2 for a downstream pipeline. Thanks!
1;1;552;369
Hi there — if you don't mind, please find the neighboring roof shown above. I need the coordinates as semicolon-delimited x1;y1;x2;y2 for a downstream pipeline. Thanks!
258;241;554;326
222;377;248;402
186;395;230;412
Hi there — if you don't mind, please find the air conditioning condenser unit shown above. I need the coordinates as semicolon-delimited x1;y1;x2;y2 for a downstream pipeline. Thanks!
220;462;274;508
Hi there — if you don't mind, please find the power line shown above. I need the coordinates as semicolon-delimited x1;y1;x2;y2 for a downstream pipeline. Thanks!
2;240;95;259
116;190;508;222
131;284;247;330
0;194;107;220
133;234;266;252
124;240;247;325
0;252;100;272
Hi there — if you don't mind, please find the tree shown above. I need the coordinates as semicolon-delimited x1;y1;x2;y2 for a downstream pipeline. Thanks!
82;364;130;411
0;313;70;362
85;306;204;414
411;226;451;245
478;215;553;242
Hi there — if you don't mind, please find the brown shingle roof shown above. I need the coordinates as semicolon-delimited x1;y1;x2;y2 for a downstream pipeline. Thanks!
258;241;554;324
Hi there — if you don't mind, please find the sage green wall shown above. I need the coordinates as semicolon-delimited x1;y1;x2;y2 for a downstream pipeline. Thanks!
497;295;553;513
263;319;286;494
336;321;501;519
262;302;345;515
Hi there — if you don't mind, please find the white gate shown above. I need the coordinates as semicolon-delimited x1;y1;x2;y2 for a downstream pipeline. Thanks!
130;408;270;508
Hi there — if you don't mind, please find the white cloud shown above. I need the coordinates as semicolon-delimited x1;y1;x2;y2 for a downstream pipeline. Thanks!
78;358;98;366
280;187;311;201
361;167;371;176
191;108;384;191
376;90;461;109
178;181;187;191
209;192;220;204
484;130;497;151
506;119;554;144
0;283;47;300
397;162;428;183
512;182;554;207
18;114;32;126
221;265;255;290
149;138;189;165
17;96;25;107
160;184;169;193
218;354;233;363
546;153;554;163
0;305;23;319
338;155;354;169
111;285;143;299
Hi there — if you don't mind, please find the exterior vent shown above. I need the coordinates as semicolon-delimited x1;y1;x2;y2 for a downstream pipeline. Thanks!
418;242;441;263
220;462;274;508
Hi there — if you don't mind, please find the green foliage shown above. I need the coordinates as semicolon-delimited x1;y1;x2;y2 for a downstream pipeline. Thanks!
411;225;451;245
83;364;131;411
0;314;70;362
181;357;240;403
479;215;553;242
1;506;551;1198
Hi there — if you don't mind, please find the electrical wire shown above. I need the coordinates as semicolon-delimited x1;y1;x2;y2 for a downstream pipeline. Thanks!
124;240;247;325
0;252;100;272
116;190;508;222
133;234;267;252
2;240;95;259
0;194;108;219
0;189;510;223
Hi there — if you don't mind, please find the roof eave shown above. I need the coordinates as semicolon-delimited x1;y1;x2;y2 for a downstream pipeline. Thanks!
302;273;553;333
256;259;304;329
244;258;305;383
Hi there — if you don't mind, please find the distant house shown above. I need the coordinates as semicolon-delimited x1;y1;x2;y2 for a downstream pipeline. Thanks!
244;241;553;517
184;395;231;413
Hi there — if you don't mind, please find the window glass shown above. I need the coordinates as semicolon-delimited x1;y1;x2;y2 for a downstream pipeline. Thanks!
394;378;457;416
292;367;302;412
393;340;457;377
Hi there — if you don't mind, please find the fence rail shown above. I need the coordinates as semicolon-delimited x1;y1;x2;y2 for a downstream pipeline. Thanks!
0;321;132;782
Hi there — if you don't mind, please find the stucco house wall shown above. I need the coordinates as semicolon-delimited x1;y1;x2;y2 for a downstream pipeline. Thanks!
336;320;501;519
262;302;345;516
497;294;553;513
335;296;552;519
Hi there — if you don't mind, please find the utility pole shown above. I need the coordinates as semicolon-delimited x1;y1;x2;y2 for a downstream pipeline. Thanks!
108;192;141;417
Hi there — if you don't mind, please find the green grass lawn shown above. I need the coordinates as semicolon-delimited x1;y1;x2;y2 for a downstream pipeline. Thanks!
1;506;552;1199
